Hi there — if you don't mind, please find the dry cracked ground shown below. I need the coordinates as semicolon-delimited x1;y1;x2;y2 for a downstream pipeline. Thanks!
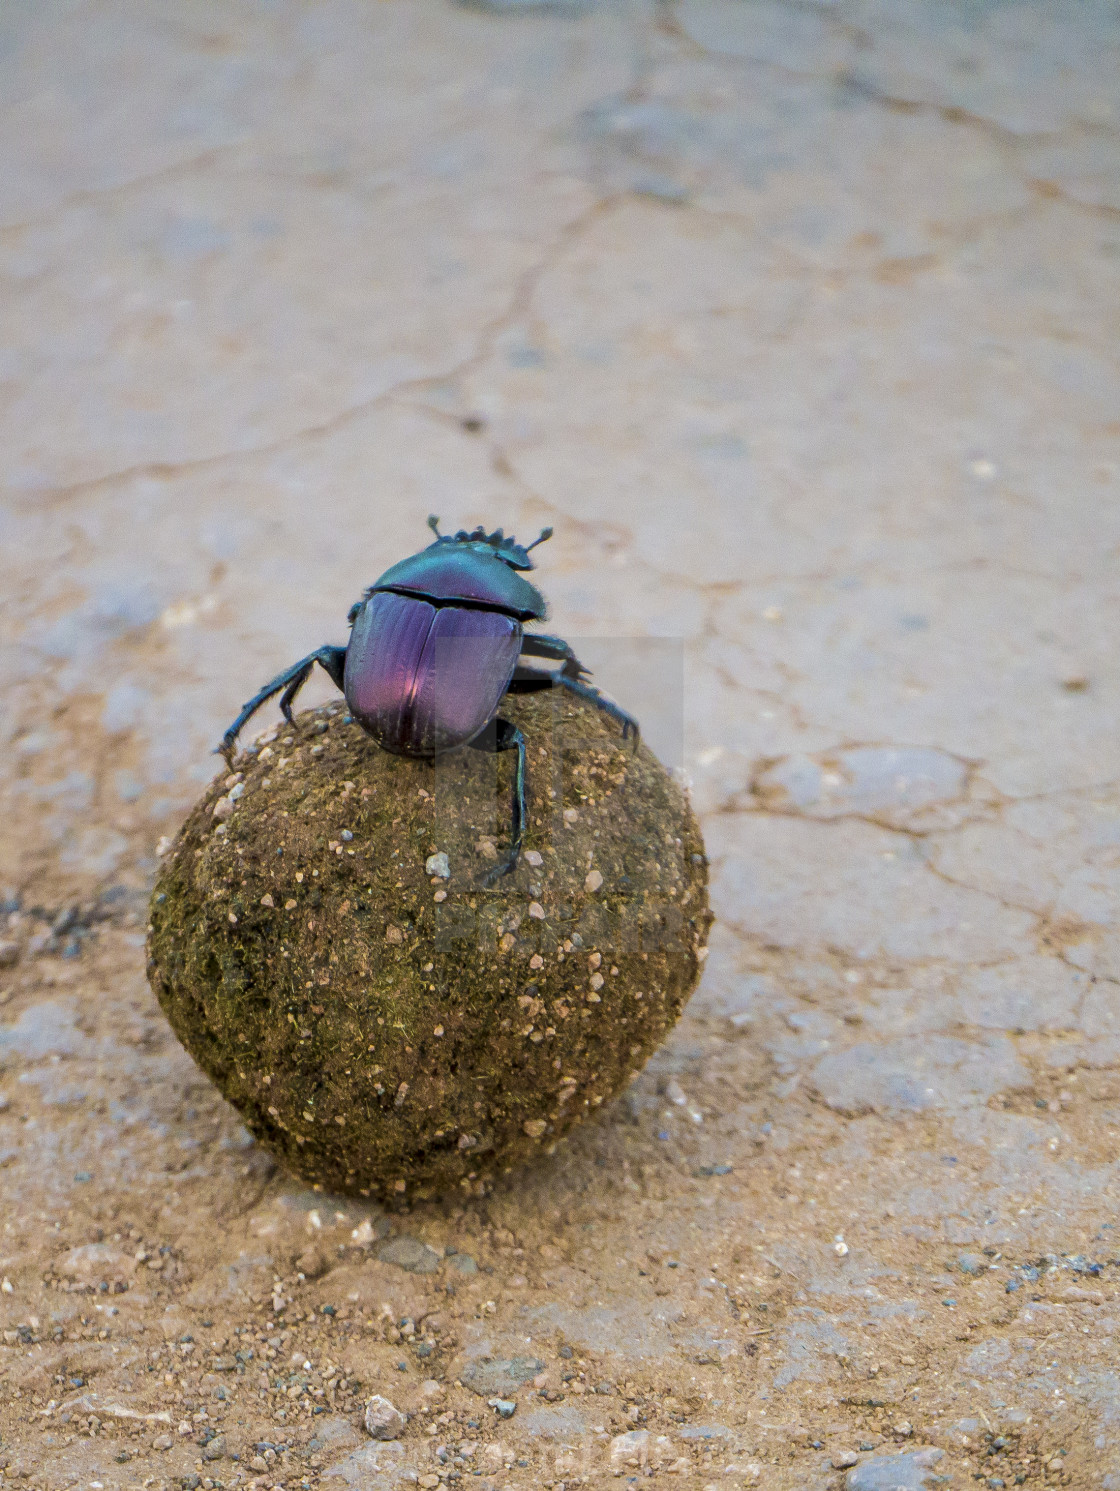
2;1;1120;1489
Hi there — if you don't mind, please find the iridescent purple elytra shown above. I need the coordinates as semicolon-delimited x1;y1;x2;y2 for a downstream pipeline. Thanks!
218;517;638;881
344;593;522;757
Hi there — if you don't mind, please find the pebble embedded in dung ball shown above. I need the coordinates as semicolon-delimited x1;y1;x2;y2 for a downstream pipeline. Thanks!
146;692;711;1199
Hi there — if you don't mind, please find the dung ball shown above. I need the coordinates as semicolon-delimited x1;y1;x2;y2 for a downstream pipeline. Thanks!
147;689;711;1200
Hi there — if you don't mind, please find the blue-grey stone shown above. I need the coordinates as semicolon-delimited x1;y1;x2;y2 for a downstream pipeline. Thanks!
377;1236;442;1274
846;1448;944;1491
323;1442;411;1486
461;1356;543;1396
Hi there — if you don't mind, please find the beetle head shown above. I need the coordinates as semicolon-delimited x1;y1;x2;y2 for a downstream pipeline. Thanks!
426;514;553;570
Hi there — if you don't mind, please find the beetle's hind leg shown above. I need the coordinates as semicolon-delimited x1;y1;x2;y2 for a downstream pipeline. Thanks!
276;645;346;724
217;645;346;767
469;717;527;886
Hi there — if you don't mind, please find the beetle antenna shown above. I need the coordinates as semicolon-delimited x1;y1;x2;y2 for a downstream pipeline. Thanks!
427;514;441;536
526;526;553;552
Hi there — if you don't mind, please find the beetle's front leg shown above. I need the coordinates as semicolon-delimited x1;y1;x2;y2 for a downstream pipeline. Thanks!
519;631;588;681
514;634;640;750
217;645;347;767
469;717;527;886
555;674;640;749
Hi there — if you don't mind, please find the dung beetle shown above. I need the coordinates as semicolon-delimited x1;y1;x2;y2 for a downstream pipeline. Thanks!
218;517;638;881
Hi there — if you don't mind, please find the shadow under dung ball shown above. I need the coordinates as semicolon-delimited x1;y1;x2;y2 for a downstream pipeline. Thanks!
147;690;711;1199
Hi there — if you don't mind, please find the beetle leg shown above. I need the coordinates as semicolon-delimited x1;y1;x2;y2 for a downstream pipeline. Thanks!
517;634;639;747
508;663;640;752
276;645;346;723
217;645;347;767
505;665;554;694
519;632;589;681
554;674;640;750
470;717;527;886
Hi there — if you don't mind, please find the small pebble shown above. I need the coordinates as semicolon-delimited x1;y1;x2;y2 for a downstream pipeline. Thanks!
364;1394;406;1440
585;869;604;893
425;852;450;879
831;1450;859;1469
488;1398;516;1418
528;902;545;919
524;850;543;867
